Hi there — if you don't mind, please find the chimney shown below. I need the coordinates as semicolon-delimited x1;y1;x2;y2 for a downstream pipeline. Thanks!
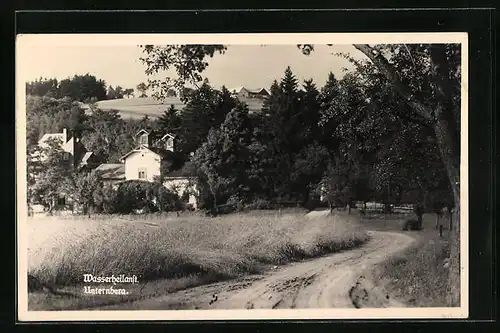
62;128;67;143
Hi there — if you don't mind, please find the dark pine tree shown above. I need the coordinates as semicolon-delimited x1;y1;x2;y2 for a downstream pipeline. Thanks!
158;105;182;135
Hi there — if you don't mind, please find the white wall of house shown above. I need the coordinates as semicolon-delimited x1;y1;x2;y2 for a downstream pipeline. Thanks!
122;146;199;209
163;178;198;209
124;149;161;182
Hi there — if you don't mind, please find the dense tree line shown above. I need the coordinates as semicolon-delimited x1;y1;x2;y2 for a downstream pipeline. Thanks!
26;74;135;102
26;47;458;223
27;134;182;215
27;64;455;217
151;66;452;217
26;96;155;162
140;44;460;306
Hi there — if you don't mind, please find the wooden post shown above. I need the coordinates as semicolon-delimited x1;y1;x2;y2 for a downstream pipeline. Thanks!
435;207;445;230
384;205;387;227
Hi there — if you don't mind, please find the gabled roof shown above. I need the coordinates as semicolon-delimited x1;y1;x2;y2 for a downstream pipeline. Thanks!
135;129;175;141
120;146;150;161
159;133;175;141
229;86;245;93
38;133;65;146
229;87;269;95
245;88;269;94
148;146;175;159
136;129;150;137
62;137;74;151
94;163;125;180
80;152;94;165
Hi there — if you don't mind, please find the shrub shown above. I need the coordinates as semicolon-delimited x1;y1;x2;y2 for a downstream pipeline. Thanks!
226;195;245;211
243;198;275;211
114;180;182;214
304;195;321;211
93;184;118;214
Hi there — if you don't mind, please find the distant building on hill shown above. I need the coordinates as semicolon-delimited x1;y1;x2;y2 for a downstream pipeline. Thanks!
230;87;269;99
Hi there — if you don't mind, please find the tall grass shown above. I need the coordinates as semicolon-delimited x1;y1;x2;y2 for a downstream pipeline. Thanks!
374;235;451;307
28;212;369;287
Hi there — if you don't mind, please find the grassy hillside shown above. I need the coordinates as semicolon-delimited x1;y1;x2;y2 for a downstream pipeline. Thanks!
85;97;265;119
28;210;368;310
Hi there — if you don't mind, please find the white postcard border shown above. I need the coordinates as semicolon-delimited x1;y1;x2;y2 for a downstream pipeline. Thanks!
16;32;469;321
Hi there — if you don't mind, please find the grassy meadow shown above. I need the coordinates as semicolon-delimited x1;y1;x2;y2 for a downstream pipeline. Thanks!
27;209;369;310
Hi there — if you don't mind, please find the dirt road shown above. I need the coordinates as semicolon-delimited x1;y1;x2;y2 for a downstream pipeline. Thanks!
102;212;417;310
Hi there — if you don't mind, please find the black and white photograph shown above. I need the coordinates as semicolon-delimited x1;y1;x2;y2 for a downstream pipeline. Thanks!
16;33;468;321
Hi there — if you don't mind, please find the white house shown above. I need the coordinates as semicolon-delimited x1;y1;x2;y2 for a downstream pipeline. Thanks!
120;145;169;182
98;129;198;209
161;165;198;208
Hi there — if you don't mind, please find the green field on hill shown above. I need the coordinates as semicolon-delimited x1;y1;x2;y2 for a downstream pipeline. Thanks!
86;97;265;119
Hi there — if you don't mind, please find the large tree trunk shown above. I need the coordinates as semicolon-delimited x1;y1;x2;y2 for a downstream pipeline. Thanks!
433;103;461;308
353;43;462;307
447;209;461;307
433;108;460;207
448;205;453;231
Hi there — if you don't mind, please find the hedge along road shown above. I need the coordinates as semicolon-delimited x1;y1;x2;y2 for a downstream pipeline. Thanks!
100;210;417;310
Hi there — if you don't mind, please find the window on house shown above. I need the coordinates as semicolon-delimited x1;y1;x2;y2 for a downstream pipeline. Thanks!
166;138;173;149
62;152;70;161
138;169;147;179
139;134;148;145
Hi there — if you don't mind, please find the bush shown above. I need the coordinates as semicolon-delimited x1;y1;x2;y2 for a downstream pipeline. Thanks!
304;196;321;211
226;195;245;211
401;219;423;231
114;180;182;214
243;198;275;211
93;184;118;214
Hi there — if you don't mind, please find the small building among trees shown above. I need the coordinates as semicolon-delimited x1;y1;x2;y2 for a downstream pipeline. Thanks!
93;163;126;188
37;128;99;169
97;129;198;209
30;128;102;214
230;87;269;99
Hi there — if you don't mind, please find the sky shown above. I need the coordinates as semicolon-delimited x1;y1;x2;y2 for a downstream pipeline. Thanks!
20;44;364;92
